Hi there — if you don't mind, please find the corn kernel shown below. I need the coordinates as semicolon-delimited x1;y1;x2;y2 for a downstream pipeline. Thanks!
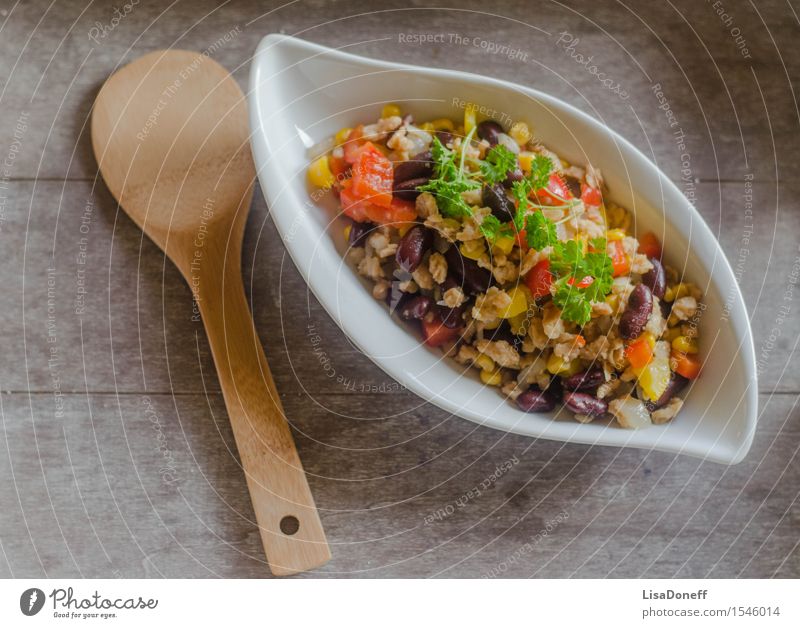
475;354;494;371
464;103;477;135
509;121;531;146
672;335;699;354
307;155;335;188
343;224;352;241
397;222;414;237
501;287;528;318
605;293;620;311
663;327;682;342
460;240;485;261
335;127;352;145
493;235;515;256
480;368;503;386
668;313;680;327
381;103;401;119
430;118;454;131
547;353;581;376
419;122;435;132
606;228;626;241
664;282;693;302
641;331;657;349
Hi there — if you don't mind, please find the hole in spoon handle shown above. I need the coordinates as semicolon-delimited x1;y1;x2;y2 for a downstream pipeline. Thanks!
280;515;300;536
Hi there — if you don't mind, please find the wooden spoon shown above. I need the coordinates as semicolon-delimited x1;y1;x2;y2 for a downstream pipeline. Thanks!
91;50;330;576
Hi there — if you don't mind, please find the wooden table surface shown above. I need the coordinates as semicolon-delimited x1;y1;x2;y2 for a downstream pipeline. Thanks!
1;0;798;578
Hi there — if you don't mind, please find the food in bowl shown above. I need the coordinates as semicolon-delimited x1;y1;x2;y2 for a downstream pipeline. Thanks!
306;103;703;429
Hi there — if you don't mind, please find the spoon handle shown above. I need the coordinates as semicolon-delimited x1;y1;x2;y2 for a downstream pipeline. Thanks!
196;256;330;576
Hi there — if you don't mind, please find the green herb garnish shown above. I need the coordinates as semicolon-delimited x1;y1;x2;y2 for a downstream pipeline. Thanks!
480;144;518;186
549;239;613;325
417;136;479;218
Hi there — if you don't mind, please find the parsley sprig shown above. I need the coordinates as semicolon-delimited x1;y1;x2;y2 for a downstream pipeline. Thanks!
416;135;480;218
480;145;518;186
550;238;613;325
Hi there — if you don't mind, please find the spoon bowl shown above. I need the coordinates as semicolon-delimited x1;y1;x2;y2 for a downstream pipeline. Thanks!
93;49;330;575
249;34;758;465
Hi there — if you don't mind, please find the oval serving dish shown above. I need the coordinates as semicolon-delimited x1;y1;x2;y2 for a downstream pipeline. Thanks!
249;33;757;464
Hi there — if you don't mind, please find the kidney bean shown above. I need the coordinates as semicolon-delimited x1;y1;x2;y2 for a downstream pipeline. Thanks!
436;303;468;329
482;184;514;221
396;225;434;273
641;257;666;299
563;368;605;391
393;150;433;183
484;321;521;348
476;120;503;145
348;221;373;247
397;295;433;321
502;166;524;188
564;175;582;198
445;246;493;294
644;373;689;412
516;386;558;413
563;392;608;417
435;130;453;146
619;283;653;339
393;177;429;200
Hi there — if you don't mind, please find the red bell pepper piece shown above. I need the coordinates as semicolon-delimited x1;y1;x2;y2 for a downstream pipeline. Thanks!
524;259;553;299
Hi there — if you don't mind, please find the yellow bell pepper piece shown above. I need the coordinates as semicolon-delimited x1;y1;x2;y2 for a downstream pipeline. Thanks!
508;311;529;336
493;235;515;256
459;240;485;261
501;287;528;319
464;103;477;135
307;155;335;188
638;358;671;401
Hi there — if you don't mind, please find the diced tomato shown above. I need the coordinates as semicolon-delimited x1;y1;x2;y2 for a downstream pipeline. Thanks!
339;179;371;222
580;183;603;207
638;231;662;260
421;316;462;347
525;260;553;299
625;338;654;369
350;142;394;208
343;125;365;164
567;275;594;289
671;351;701;379
535;173;574;205
340;180;416;224
574;334;586;348
609;239;630;277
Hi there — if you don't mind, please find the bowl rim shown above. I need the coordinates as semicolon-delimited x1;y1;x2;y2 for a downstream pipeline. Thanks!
248;33;758;464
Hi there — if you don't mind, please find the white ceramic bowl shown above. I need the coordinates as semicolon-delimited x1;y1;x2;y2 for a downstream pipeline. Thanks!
248;34;757;464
